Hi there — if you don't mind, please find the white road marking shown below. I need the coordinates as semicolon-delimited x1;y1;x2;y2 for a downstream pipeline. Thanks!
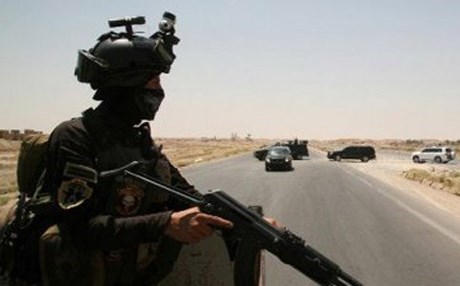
374;186;460;246
339;164;460;246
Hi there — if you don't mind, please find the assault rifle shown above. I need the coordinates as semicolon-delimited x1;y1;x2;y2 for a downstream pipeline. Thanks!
100;162;363;286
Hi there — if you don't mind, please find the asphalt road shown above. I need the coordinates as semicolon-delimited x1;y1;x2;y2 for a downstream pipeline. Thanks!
181;150;460;286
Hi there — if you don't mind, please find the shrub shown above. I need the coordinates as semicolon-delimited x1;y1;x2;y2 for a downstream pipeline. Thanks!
403;169;431;182
403;168;460;195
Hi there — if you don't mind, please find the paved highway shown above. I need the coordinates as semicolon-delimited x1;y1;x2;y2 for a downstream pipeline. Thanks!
181;150;460;286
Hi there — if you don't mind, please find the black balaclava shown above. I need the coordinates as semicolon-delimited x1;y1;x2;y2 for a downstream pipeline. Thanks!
133;88;165;121
95;87;165;125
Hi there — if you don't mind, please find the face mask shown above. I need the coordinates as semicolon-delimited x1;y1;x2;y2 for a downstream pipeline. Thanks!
134;88;165;120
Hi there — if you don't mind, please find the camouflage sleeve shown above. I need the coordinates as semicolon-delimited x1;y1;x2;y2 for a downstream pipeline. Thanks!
76;211;173;250
45;119;172;248
44;118;98;218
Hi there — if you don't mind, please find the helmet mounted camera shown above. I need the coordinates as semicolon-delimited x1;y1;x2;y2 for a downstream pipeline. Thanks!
75;12;180;90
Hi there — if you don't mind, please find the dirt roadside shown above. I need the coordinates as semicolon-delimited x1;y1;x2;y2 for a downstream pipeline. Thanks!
313;147;460;218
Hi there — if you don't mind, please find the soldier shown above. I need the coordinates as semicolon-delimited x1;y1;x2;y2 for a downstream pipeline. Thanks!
9;13;235;286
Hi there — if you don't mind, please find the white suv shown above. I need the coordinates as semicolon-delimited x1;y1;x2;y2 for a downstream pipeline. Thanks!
411;146;456;164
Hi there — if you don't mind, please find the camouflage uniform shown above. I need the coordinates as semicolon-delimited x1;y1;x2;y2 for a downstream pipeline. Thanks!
28;102;196;285
8;13;188;286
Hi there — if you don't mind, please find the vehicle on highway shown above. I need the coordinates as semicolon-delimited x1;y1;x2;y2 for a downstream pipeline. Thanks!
254;139;309;161
265;146;293;171
327;146;376;162
282;139;309;160
254;146;270;161
411;146;456;164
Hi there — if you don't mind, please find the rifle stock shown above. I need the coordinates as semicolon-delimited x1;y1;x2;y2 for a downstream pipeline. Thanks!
119;168;363;286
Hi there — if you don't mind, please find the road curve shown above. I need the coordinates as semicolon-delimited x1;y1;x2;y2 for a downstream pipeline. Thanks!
181;151;460;286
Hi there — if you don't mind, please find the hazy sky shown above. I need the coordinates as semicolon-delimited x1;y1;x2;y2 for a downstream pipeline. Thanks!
1;1;459;140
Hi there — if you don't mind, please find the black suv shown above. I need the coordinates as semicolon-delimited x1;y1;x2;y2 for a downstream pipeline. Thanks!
327;146;376;162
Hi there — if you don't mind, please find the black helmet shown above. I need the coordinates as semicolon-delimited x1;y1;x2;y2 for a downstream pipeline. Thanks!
75;12;179;89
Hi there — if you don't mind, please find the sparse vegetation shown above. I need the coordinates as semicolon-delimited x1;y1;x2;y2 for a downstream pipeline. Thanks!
156;138;269;167
402;168;460;196
0;139;21;152
0;139;20;198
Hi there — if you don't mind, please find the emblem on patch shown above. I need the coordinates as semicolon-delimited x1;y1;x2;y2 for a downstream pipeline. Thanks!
116;183;144;216
58;178;93;210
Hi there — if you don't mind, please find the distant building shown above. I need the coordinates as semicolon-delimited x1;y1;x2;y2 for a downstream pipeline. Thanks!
0;130;9;139
0;129;43;140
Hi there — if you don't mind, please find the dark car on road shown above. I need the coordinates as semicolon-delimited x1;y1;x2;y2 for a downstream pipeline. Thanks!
265;146;293;171
254;139;309;161
327;146;376;162
254;147;269;161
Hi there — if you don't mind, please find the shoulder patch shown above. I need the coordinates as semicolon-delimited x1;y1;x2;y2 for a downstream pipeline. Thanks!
58;178;93;210
63;162;97;183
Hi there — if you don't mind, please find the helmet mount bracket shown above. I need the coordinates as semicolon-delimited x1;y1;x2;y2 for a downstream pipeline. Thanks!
108;16;146;37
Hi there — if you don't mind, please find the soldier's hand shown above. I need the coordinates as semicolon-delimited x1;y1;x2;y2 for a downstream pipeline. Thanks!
165;207;233;243
264;216;283;229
